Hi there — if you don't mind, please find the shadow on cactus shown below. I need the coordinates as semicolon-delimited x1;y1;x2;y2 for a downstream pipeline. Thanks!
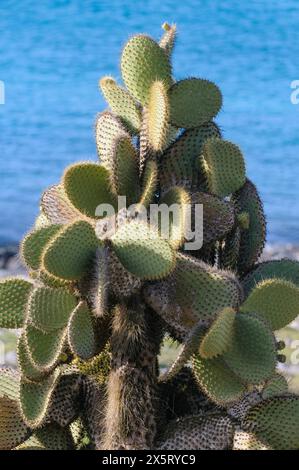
1;23;299;450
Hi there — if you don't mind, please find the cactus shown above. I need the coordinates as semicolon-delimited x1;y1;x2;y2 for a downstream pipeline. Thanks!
1;24;299;451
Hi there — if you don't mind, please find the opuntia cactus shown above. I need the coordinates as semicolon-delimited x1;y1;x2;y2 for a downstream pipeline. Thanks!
1;23;299;450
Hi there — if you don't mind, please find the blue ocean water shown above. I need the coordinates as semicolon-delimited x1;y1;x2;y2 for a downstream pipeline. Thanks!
0;0;299;244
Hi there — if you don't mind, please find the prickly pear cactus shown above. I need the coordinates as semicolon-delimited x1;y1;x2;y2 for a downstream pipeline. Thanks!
1;23;299;450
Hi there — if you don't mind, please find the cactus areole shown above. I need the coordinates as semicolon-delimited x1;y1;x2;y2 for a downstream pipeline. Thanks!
1;23;299;451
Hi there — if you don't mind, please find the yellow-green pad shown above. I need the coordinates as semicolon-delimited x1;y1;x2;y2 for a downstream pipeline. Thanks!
63;162;116;218
139;159;158;208
18;334;45;382
25;324;66;371
0;278;32;328
111;221;175;280
202;138;246;197
223;312;276;384
245;395;299;450
147;80;170;152
28;286;77;332
160;186;191;248
242;259;299;297
192;354;246;406
43;220;99;280
241;279;299;331
262;373;288;399
111;135;140;204
0;396;29;450
21;225;62;271
169;79;222;128
100;77;141;134
41;184;81;225
20;368;61;428
121;35;172;105
68;302;96;360
159;22;177;57
199;307;236;359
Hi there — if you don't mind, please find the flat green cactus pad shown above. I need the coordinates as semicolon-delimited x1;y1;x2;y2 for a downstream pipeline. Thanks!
0;396;29;450
63;162;116;218
192;192;235;245
159;22;177;57
199;307;236;359
192;355;246;406
245;396;299;450
28;286;77;332
202;138;246;197
0;368;19;401
157;414;234;450
68;302;96;360
223;312;276;384
111;221;175;280
233;179;266;274
160;122;221;192
0;278;33;328
169;78;222;128
25;324;66;371
43;220;99;280
110;135;140;204
121;35;172;105
241;279;299;330
262;374;289;399
147;80;170;152
242;259;299;296
20;368;61;428
100;77;142;134
95;111;129;169
17;334;46;382
21;224;62;271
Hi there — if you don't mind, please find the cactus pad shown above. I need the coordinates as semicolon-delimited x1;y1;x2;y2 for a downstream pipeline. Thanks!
43;220;99;280
28;286;77;332
0;396;29;450
21;225;62;271
68;302;96;360
63;162;116;217
100;77;141;134
241;279;299;330
147;80;170;152
111;221;175;280
202;138;246;197
0;278;32;328
121;35;172;105
199;307;236;359
25;324;66;371
169;78;222;128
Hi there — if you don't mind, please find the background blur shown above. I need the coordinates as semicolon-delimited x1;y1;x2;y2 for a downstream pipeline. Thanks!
1;0;299;245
